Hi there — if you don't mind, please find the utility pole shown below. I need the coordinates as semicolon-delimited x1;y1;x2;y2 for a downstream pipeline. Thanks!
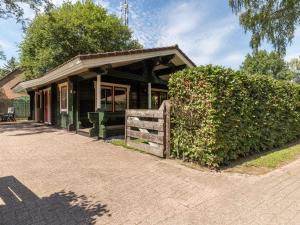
121;0;129;26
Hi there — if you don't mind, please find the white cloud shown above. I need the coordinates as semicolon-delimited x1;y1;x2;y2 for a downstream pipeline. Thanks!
155;0;238;66
285;26;300;62
0;35;19;65
127;1;163;47
49;0;78;6
20;3;36;20
0;37;16;49
49;0;112;10
95;0;111;10
218;51;246;68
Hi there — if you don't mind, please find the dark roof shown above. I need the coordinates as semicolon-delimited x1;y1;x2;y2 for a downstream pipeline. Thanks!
77;45;196;66
44;45;196;76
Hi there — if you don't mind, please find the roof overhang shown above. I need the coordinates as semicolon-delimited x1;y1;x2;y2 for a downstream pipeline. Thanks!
14;45;195;92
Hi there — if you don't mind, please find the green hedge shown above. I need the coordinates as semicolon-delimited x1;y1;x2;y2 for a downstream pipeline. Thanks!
169;65;300;167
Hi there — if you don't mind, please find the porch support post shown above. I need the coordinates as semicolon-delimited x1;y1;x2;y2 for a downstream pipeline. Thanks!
96;74;101;110
28;91;35;121
34;91;38;122
148;82;151;109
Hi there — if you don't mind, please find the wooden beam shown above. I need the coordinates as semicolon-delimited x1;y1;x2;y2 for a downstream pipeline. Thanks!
126;109;164;118
164;100;171;158
105;69;148;82
127;129;164;144
150;75;168;85
127;118;164;131
158;54;175;65
89;65;112;74
154;64;187;76
142;58;158;81
90;60;168;85
127;140;164;157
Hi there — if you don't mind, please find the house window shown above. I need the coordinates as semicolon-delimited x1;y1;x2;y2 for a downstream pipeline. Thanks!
114;87;127;111
96;82;129;112
59;83;68;112
151;90;168;109
100;86;113;112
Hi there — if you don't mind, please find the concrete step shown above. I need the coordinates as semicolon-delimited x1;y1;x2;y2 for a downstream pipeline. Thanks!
77;129;99;140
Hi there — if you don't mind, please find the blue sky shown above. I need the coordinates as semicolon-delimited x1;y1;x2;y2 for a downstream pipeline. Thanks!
0;0;300;68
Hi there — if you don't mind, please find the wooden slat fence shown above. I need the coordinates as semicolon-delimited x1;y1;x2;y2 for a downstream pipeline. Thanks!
0;97;30;118
125;100;171;158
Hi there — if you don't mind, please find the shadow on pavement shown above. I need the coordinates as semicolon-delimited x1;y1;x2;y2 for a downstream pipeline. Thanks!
0;122;57;136
0;176;110;225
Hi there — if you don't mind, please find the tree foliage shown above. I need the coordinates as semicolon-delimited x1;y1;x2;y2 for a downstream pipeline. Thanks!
229;0;300;55
0;0;51;67
290;57;300;71
169;65;300;167
0;0;52;25
0;48;5;61
241;50;295;80
20;0;142;80
289;56;300;83
0;57;19;78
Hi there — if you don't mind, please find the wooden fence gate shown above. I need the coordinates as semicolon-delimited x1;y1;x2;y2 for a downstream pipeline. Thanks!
125;100;171;158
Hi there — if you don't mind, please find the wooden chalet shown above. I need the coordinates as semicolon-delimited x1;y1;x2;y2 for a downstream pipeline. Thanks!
15;45;195;138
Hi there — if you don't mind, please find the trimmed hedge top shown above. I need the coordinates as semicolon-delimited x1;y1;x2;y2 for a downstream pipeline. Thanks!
169;65;300;167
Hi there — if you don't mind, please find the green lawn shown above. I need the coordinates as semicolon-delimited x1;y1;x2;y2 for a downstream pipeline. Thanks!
110;139;147;154
111;138;300;174
110;139;127;148
227;141;300;174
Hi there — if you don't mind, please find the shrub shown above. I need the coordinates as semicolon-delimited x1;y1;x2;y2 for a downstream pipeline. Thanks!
169;65;300;167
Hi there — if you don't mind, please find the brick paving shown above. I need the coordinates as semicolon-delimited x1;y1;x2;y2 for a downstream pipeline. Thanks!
0;122;300;225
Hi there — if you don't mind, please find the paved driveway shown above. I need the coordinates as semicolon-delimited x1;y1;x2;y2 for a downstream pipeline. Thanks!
0;122;300;225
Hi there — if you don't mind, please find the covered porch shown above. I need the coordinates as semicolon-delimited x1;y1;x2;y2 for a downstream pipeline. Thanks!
75;57;179;138
15;45;195;139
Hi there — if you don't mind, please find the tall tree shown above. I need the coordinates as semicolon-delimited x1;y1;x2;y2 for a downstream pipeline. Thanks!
0;0;52;64
0;57;19;78
20;0;142;80
241;50;295;80
0;0;52;25
0;48;5;61
290;57;300;71
229;0;300;55
289;57;300;83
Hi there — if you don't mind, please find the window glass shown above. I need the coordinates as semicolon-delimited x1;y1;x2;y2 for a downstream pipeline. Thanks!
60;86;68;111
151;91;159;109
100;86;113;111
160;92;168;104
114;88;127;111
151;90;168;109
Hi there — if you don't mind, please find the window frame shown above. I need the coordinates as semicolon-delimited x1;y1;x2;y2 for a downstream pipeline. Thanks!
114;87;128;112
94;81;130;112
151;88;168;109
58;82;68;113
100;85;114;112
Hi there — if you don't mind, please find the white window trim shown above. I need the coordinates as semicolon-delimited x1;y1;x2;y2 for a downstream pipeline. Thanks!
94;81;130;112
43;87;52;124
58;82;68;113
